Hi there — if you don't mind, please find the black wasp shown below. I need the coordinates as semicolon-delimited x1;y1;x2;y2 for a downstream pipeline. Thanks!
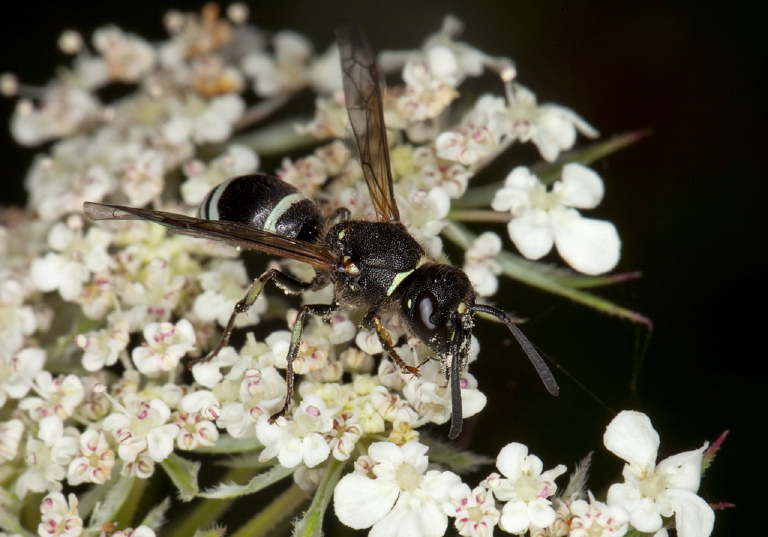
83;19;559;439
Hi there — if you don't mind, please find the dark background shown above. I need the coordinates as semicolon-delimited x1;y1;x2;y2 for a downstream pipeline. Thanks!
1;1;763;535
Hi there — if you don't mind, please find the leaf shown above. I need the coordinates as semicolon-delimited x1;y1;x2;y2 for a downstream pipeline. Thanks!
90;475;136;527
191;435;263;454
160;452;201;502
199;463;294;499
192;529;228;537
139;497;171;532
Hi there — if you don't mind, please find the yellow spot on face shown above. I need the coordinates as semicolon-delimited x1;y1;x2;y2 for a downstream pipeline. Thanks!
338;230;345;240
457;302;467;315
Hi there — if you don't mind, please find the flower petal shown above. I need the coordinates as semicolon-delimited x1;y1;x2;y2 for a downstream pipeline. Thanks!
508;211;554;260
334;473;398;529
528;497;557;528
604;411;660;469
607;482;641;513
552;210;620;275
666;489;715;537
555;163;604;208
629;497;664;533
496;443;528;479
656;444;706;492
499;499;530;534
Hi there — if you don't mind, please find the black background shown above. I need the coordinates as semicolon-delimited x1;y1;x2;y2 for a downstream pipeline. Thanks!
1;1;763;536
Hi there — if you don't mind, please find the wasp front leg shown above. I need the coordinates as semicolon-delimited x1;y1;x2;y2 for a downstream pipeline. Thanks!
269;302;339;422
363;311;420;377
189;268;314;367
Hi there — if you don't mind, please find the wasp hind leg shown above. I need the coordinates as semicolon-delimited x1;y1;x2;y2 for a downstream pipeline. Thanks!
188;268;315;368
269;302;339;422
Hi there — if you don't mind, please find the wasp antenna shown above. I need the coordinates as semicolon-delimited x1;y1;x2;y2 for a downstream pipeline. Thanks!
448;335;464;439
473;304;560;396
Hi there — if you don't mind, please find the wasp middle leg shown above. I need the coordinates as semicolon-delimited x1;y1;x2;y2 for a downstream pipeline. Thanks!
189;268;315;367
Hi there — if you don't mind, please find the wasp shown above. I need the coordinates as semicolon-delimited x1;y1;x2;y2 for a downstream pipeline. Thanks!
83;19;559;439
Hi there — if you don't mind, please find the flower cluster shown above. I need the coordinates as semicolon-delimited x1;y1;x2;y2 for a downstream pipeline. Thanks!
0;4;718;537
331;412;715;537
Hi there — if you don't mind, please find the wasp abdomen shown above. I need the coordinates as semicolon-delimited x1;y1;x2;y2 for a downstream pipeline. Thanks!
199;174;326;244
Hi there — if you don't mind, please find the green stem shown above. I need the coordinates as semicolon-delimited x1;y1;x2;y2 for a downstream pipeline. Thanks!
293;458;347;537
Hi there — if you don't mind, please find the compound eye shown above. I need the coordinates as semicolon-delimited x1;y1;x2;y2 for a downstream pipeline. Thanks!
413;291;447;348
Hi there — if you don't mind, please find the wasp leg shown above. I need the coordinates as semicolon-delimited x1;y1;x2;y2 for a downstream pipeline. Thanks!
363;311;420;376
189;269;313;367
330;207;351;223
269;302;339;423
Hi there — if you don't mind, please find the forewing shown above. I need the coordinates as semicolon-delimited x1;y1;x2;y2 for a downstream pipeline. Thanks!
335;18;400;222
83;202;337;270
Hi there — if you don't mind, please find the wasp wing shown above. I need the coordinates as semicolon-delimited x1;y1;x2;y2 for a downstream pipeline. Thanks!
335;18;400;223
83;202;337;271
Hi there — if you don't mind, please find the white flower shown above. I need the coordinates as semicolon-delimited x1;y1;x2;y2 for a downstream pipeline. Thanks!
435;95;509;166
242;30;313;97
103;393;180;462
121;150;165;207
491;164;620;275
569;492;629;537
0;418;25;463
67;429;115;485
193;259;265;328
30;217;112;301
16;416;79;498
131;319;196;376
121;450;155;479
489;442;567;534
0;346;46;408
325;413;363;461
165;93;245;145
92;26;156;83
397;45;460;122
38;492;83;537
120;256;187;322
0;278;37;354
505;83;598;162
75;324;130;371
18;372;84;421
603;411;714;537
464;231;503;297
256;394;336;468
334;441;462;537
172;411;219;450
443;483;500;537
11;84;100;146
